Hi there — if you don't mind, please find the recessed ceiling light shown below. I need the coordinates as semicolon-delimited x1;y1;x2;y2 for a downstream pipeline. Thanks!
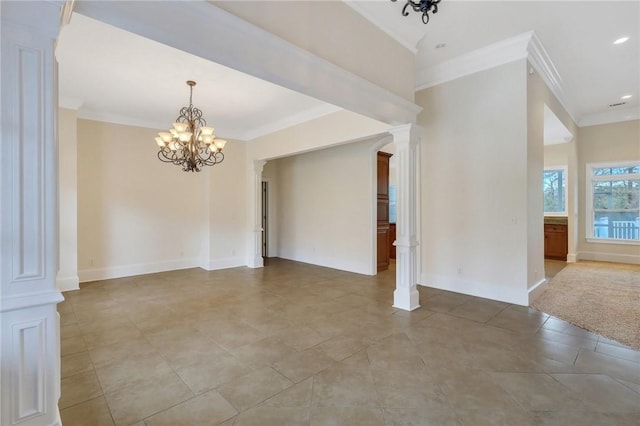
613;36;629;45
621;94;632;100
435;43;447;49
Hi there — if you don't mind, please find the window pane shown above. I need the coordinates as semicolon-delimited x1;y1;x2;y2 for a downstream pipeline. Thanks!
593;211;640;240
389;185;396;223
593;180;639;210
543;169;565;213
593;165;640;176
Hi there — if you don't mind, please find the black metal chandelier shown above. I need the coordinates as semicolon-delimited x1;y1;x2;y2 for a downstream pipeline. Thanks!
155;80;226;172
391;0;441;24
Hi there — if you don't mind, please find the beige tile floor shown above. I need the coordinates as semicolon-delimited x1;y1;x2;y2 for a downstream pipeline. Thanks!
58;258;640;426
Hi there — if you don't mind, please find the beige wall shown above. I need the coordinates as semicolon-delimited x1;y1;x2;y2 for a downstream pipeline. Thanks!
206;139;248;268
274;138;381;275
248;109;390;161
577;120;640;263
58;108;79;291
76;119;249;280
214;1;415;102
544;143;571;167
417;60;530;305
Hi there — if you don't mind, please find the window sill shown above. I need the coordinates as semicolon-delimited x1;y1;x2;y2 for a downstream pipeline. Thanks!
586;238;640;246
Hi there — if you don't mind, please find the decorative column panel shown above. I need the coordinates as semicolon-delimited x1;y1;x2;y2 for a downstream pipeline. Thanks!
1;2;65;426
391;124;420;311
247;160;266;268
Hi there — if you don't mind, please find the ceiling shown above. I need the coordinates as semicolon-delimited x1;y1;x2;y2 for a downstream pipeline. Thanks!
56;13;341;141
58;2;639;139
347;0;640;125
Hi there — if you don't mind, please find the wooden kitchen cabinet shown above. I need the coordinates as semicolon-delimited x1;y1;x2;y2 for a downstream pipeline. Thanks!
544;224;567;260
377;152;392;271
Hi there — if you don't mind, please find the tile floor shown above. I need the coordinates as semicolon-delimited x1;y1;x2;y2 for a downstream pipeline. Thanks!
58;258;640;425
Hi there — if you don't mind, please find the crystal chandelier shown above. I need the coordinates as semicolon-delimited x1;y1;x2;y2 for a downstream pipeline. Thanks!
155;80;226;172
391;0;441;24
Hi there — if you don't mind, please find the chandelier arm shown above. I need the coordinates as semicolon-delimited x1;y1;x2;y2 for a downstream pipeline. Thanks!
392;0;441;24
158;148;179;163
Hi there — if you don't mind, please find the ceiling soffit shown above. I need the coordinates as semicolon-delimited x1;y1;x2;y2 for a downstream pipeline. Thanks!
72;0;422;128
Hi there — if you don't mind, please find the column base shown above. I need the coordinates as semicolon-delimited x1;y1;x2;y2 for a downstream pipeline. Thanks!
393;288;420;311
247;255;264;269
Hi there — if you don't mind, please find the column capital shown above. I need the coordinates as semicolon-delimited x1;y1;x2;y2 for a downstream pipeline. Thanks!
252;159;267;174
389;123;420;147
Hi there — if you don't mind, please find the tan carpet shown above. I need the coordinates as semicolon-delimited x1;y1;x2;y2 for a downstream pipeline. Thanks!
532;261;640;350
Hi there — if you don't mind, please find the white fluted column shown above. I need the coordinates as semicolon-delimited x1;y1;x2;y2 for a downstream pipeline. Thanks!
391;124;420;311
247;160;266;268
1;1;65;425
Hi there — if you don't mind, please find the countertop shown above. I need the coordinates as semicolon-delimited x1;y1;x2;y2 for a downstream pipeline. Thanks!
544;216;568;225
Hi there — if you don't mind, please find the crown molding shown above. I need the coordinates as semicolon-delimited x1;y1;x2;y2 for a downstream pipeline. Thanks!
76;108;251;140
416;31;581;125
58;97;83;110
343;1;419;54
579;105;640;127
69;102;341;142
527;32;578;124
76;109;166;131
416;31;532;91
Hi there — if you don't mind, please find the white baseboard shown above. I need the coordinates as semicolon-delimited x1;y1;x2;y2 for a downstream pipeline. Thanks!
199;256;246;271
56;275;80;292
577;251;640;265
527;278;548;304
566;253;577;263
278;253;371;276
419;273;529;306
78;258;199;282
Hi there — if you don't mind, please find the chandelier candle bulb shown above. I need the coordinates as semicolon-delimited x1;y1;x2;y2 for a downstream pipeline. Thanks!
178;132;192;142
155;80;225;172
159;132;173;143
214;139;227;150
173;122;188;132
200;126;214;136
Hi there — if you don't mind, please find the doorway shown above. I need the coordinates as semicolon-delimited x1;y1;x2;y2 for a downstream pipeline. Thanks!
261;181;269;258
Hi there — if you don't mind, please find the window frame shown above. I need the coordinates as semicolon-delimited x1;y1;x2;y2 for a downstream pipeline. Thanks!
585;160;640;245
543;166;568;217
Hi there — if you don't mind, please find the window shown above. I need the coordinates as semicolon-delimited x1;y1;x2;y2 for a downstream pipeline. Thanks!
543;167;567;215
587;161;640;243
389;185;397;224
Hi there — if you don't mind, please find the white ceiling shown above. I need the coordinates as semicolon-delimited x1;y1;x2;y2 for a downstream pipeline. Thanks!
347;0;640;124
56;13;341;141
58;2;639;138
